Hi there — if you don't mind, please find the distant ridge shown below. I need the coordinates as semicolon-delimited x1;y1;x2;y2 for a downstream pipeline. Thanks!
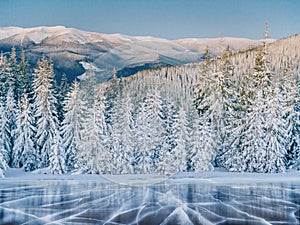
0;26;274;82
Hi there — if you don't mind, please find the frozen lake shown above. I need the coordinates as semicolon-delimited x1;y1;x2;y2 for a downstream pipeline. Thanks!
0;172;300;224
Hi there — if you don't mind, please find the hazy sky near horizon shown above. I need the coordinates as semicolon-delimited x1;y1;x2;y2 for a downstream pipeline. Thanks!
0;0;299;39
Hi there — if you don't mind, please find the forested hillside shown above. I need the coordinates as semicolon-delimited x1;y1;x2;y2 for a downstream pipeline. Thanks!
0;34;299;177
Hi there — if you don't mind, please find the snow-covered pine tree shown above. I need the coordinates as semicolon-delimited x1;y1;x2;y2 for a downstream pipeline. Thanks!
102;71;123;173
245;90;269;173
75;73;111;174
12;93;36;171
188;112;216;171
218;46;237;148
157;106;188;174
162;99;177;155
17;50;30;97
49;129;66;174
7;47;17;90
193;47;211;117
277;63;300;170
173;107;189;172
133;100;153;174
184;108;196;171
56;74;69;124
156;98;174;174
288;76;300;169
0;150;8;178
209;46;237;159
254;35;287;172
219;81;250;171
0;54;10;100
121;94;135;173
110;90;135;174
33;56;59;169
5;88;18;166
262;79;287;173
215;46;245;168
80;66;98;107
61;81;86;172
156;100;175;175
144;89;165;171
0;98;9;177
7;48;29;103
192;48;227;170
104;68;119;130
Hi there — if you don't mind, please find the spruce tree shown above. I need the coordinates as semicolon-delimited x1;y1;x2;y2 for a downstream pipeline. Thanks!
49;129;66;174
33;56;59;169
56;74;69;124
254;41;286;172
189;114;215;171
110;91;135;174
0;98;9;175
288;77;300;169
12;93;36;171
0;54;10;99
0;149;8;178
162;100;177;156
5;88;18;166
75;73;111;174
7;47;17;90
193;49;229;170
61;81;86;172
133;100;153;174
157;106;188;174
144;89;165;171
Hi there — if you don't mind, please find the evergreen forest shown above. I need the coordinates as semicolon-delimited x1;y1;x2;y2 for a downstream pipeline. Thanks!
0;34;299;177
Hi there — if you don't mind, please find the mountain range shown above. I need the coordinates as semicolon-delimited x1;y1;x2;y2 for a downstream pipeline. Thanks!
0;26;273;82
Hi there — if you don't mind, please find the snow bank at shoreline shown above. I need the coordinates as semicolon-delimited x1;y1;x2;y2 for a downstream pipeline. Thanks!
1;168;299;185
172;168;300;184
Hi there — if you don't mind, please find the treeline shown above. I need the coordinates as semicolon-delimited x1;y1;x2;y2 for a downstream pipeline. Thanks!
0;37;299;177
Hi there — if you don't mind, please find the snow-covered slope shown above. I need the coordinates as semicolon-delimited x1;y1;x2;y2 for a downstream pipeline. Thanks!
0;26;271;82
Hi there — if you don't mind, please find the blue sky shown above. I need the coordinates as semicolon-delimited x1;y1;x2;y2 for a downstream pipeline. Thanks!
0;0;299;39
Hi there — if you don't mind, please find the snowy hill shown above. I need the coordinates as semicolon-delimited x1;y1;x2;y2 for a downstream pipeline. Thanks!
0;26;269;82
121;33;300;108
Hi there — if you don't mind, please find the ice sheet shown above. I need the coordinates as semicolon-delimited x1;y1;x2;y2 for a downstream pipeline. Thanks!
0;169;299;224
